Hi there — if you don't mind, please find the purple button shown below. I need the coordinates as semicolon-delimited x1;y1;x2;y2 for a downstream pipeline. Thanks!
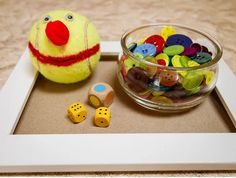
166;34;193;48
207;51;213;56
201;45;212;56
190;43;202;52
182;47;197;57
201;45;209;53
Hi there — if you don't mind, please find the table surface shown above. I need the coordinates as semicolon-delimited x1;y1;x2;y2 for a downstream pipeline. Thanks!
0;0;236;176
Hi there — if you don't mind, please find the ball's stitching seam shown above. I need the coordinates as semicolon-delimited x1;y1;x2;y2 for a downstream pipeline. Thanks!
35;22;41;72
83;20;92;73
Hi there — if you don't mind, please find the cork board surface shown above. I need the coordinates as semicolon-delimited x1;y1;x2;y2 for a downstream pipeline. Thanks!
14;56;236;134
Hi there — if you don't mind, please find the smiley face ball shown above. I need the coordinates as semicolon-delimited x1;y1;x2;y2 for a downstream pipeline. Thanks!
28;10;101;83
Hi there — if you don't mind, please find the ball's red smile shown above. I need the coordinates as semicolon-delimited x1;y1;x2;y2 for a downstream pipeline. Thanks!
28;42;100;66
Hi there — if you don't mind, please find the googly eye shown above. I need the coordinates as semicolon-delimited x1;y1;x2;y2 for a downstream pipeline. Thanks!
65;14;73;21
43;15;51;22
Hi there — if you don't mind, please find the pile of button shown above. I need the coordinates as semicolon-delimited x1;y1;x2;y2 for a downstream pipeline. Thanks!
119;25;216;104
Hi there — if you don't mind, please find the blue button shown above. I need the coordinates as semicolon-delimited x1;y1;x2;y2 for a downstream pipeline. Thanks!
166;34;193;48
133;43;157;57
94;84;106;92
192;52;212;64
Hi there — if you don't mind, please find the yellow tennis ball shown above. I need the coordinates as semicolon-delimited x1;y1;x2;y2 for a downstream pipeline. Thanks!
28;10;101;83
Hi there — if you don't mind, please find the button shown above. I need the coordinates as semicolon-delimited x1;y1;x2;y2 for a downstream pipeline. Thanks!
120;54;128;62
201;45;209;52
134;53;144;59
149;80;172;91
190;43;202;52
156;58;167;73
138;90;152;99
171;55;182;67
144;56;156;63
188;60;200;67
157;59;166;66
159;70;179;87
124;56;143;72
163;90;187;99
163;45;184;56
166;34;193;48
180;56;191;67
201;46;213;56
128;42;137;52
133;43;157;57
144;35;165;53
144;56;157;76
151;96;173;104
172;55;187;76
187;86;201;95
182;71;204;90
152;91;165;96
126;67;150;92
207;51;213;56
182;47;197;57
204;70;215;86
156;53;170;66
192;52;212;64
137;35;150;45
160;25;176;41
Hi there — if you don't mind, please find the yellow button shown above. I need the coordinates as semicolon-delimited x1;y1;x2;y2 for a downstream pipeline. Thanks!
151;96;173;104
137;35;150;45
160;25;176;41
205;71;215;86
152;91;165;96
188;60;200;67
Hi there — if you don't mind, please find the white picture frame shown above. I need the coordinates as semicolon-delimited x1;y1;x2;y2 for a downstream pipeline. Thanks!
0;41;236;173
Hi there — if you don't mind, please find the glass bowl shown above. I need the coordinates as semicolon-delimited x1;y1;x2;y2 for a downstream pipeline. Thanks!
117;24;223;112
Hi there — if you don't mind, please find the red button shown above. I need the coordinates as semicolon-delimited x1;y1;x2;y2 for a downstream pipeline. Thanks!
156;59;166;73
160;70;179;87
144;35;165;53
157;59;166;66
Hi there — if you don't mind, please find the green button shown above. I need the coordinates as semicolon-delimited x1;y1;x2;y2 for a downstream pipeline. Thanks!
144;56;156;63
155;53;170;66
172;55;187;77
133;53;144;59
124;54;146;72
187;86;201;95
163;45;184;56
182;71;204;90
171;55;182;67
192;52;212;64
180;56;191;67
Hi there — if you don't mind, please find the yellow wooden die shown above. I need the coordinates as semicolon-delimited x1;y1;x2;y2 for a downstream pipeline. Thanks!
88;82;114;108
94;107;111;127
67;102;87;123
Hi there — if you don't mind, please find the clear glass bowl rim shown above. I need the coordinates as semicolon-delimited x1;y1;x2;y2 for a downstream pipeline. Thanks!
120;23;223;71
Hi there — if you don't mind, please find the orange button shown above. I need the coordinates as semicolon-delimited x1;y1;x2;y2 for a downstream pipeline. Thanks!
159;70;179;87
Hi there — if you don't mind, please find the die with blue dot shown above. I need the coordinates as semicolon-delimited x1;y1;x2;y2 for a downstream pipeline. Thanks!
88;82;114;108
